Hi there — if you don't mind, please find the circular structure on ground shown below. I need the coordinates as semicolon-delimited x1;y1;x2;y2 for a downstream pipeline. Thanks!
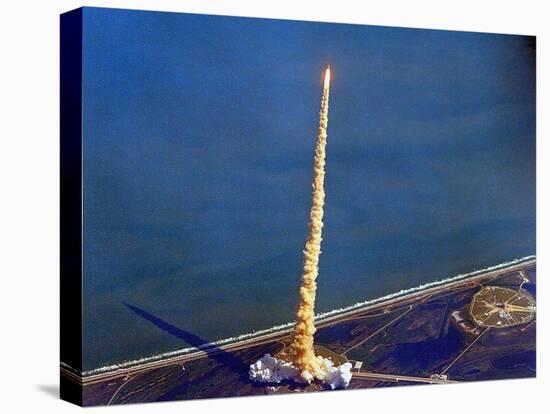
470;286;536;328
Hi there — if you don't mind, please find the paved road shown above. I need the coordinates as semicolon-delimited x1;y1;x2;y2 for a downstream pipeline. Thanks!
352;371;455;384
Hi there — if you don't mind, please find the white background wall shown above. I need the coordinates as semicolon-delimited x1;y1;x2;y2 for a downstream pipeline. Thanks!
0;0;547;412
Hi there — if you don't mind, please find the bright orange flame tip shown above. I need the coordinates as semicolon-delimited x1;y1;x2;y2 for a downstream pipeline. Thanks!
324;66;331;88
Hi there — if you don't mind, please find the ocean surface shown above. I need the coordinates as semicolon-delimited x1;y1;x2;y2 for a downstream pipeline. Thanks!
79;8;536;371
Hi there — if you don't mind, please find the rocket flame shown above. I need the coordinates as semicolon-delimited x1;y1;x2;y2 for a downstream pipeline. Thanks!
288;65;331;377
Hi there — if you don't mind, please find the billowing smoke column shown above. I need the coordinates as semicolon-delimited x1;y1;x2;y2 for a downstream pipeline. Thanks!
288;66;331;376
249;66;352;389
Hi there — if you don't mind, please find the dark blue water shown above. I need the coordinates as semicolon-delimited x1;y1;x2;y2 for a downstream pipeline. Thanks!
80;8;535;371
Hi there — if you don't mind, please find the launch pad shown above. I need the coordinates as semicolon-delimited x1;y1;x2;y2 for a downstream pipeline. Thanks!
469;286;536;328
274;343;348;367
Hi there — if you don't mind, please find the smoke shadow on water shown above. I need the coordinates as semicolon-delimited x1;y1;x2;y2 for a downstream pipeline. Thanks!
122;302;251;381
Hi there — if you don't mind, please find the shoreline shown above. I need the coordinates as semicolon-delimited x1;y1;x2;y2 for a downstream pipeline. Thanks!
62;254;535;383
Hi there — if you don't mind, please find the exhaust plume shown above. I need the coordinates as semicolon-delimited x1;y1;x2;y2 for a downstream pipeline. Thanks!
288;65;331;377
249;66;351;389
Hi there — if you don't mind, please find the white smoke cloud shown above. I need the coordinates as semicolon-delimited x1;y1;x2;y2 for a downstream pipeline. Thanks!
249;353;352;390
249;353;302;384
